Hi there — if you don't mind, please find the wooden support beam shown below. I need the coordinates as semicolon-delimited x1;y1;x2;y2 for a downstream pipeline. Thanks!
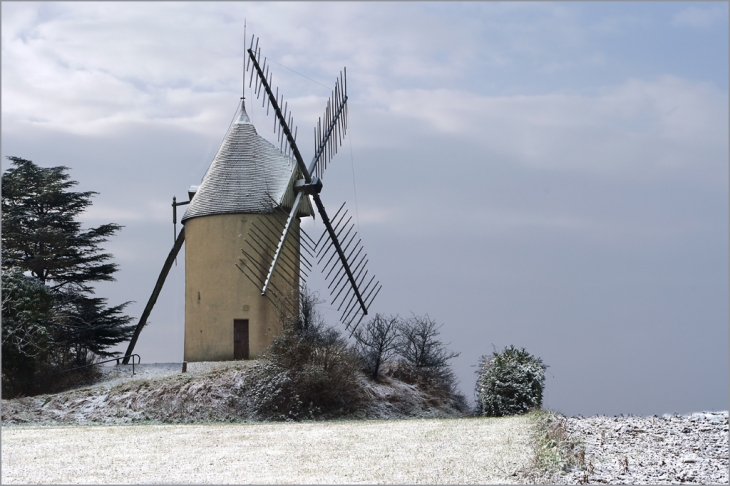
122;227;186;364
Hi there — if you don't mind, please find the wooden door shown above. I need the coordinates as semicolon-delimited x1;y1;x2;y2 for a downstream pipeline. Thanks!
234;319;249;360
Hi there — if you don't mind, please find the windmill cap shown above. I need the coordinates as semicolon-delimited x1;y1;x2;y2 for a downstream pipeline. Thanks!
180;99;314;223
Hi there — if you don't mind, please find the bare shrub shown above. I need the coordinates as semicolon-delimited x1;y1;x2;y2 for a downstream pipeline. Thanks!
352;314;399;381
247;288;367;420
392;314;468;412
396;314;460;373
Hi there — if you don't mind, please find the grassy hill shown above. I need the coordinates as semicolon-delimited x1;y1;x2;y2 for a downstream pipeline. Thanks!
1;361;468;425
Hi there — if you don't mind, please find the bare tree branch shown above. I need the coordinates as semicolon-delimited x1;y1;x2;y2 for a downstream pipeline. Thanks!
352;313;399;381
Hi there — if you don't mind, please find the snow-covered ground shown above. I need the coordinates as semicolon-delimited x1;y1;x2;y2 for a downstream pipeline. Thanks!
1;361;466;425
2;362;727;484
95;361;241;387
1;416;533;484
2;361;258;425
556;412;729;485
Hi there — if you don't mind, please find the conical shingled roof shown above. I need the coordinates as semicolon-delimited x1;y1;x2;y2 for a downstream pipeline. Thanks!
181;102;314;223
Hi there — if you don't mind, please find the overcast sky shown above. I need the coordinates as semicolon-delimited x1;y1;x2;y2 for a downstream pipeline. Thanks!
2;2;728;417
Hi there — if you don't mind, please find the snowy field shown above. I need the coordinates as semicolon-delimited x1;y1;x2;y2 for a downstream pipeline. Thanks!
2;363;727;484
1;416;533;484
557;412;729;485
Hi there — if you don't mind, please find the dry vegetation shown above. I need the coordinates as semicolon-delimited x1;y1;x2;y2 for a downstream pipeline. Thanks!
520;410;587;484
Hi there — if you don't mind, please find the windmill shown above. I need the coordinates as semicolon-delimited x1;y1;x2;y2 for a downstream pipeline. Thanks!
122;35;381;364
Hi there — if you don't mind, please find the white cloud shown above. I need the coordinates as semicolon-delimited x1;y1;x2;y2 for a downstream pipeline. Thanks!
359;76;727;175
2;3;726;231
352;207;404;226
672;5;727;29
354;198;713;248
0;2;524;138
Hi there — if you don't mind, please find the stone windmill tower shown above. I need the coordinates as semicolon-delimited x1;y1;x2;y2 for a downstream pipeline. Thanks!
121;36;381;364
180;102;314;361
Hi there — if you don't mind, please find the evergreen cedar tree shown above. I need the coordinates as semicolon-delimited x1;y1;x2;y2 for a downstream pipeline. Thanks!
2;157;120;290
2;156;134;392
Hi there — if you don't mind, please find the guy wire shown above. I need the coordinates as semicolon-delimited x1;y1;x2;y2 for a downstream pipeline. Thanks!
349;116;361;236
266;57;331;92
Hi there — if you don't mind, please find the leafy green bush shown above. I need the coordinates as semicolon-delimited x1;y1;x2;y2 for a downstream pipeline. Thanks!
475;345;547;417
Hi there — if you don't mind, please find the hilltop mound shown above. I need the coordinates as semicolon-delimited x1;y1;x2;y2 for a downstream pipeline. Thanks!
1;361;468;425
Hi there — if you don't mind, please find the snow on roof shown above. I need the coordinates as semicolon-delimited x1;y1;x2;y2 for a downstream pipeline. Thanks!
181;101;314;223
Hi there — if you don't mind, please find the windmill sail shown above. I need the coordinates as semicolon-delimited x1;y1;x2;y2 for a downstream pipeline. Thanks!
242;37;379;331
236;197;316;318
313;202;381;330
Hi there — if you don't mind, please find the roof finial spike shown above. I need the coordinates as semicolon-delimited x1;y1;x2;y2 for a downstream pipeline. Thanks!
236;97;251;125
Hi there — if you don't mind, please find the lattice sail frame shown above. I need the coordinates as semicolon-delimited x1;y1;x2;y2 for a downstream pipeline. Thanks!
236;35;380;333
236;196;316;320
313;202;382;330
245;35;348;182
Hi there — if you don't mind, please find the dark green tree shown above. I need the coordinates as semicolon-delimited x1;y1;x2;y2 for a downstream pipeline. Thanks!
1;269;57;391
2;156;135;394
2;156;121;291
